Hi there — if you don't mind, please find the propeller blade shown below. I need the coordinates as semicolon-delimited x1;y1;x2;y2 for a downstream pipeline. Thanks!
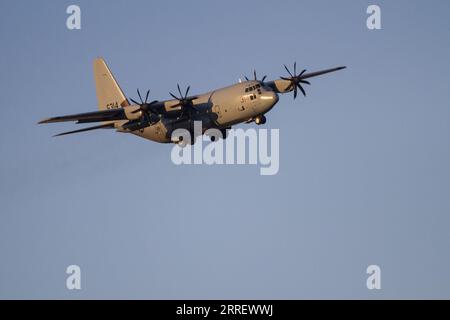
137;89;143;104
169;92;179;100
245;76;249;81
261;75;267;82
253;70;257;80
185;85;190;98
297;83;306;97
284;64;293;77
294;62;297;76
130;98;140;105
145;90;150;104
177;84;182;97
300;80;311;85
293;86;298;99
299;69;307;77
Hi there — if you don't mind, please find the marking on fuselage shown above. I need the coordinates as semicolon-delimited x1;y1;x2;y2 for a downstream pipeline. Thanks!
106;101;119;109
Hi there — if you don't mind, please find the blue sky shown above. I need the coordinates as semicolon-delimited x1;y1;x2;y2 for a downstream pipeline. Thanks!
1;0;450;298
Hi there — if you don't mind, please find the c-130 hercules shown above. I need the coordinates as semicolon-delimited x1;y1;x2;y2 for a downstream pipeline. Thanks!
39;58;346;144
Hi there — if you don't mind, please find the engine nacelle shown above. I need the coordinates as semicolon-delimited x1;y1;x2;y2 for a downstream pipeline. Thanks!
123;105;143;121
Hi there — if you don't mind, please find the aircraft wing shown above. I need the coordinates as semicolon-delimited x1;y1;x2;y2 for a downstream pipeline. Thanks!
299;66;346;80
38;108;127;124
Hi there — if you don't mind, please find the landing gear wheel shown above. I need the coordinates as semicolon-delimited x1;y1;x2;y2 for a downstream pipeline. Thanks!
255;115;266;125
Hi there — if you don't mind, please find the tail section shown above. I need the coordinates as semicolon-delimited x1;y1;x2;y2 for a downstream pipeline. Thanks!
93;58;130;111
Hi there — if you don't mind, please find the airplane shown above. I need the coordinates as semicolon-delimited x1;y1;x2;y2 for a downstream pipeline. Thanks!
39;58;346;145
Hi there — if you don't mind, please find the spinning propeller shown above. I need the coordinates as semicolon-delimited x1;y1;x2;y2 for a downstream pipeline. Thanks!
169;84;198;117
280;62;311;99
245;70;267;83
129;89;160;125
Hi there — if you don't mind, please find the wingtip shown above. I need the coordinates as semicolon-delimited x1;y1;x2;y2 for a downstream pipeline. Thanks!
52;132;69;137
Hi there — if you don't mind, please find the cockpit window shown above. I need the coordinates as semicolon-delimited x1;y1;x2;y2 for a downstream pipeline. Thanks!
245;83;261;93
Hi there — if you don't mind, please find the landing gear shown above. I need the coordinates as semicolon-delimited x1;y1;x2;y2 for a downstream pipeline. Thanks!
255;115;266;125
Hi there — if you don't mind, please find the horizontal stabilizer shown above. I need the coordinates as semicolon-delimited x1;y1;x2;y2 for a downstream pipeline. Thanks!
38;108;127;124
53;123;115;137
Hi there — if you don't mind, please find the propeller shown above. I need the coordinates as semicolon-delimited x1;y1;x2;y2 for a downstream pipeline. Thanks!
280;62;311;99
169;84;198;117
129;89;160;126
245;69;267;83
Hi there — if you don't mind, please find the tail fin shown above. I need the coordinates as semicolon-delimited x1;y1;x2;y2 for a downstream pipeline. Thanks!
93;58;130;111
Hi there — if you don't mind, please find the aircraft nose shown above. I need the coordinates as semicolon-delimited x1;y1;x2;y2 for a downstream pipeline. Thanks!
261;91;279;103
272;91;279;103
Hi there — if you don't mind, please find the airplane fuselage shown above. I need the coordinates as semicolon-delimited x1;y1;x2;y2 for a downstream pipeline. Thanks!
134;80;279;143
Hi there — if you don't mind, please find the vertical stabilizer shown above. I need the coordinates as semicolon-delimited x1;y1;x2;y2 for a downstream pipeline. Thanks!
93;58;130;110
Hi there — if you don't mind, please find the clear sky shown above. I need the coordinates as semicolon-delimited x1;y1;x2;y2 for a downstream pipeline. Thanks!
1;0;450;299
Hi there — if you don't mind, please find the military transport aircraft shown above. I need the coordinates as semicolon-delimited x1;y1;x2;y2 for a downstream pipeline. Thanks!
39;58;345;144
